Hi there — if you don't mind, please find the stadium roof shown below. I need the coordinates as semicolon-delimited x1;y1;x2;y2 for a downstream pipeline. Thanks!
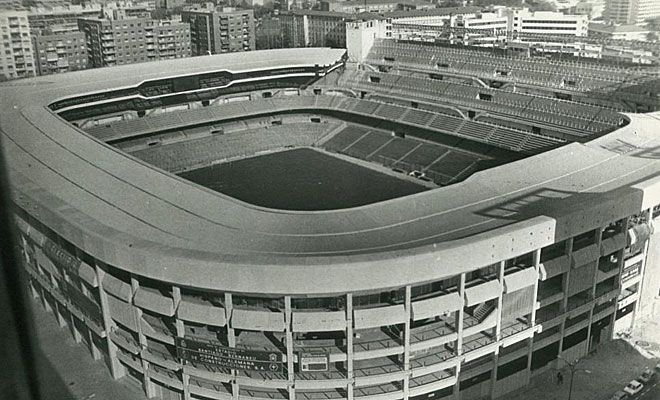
3;48;660;294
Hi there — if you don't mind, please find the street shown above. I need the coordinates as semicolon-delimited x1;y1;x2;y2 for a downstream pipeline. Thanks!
638;379;660;400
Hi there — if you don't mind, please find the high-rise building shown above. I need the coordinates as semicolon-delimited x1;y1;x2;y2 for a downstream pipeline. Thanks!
605;0;660;25
280;10;376;48
78;14;191;68
0;10;36;80
504;8;589;38
181;6;255;55
280;8;491;50
32;23;88;75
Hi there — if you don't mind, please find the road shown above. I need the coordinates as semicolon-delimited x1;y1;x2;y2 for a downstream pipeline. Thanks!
637;379;660;400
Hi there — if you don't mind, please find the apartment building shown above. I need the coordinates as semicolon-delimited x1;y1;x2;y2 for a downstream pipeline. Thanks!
280;10;359;48
605;0;660;25
283;8;480;49
320;0;434;13
181;6;255;55
28;4;104;33
0;10;36;80
32;22;87;75
78;14;191;68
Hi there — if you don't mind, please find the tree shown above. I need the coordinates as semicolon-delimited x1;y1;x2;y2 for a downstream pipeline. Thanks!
527;0;556;12
472;0;524;7
440;0;463;7
253;3;275;19
645;17;660;31
647;31;659;43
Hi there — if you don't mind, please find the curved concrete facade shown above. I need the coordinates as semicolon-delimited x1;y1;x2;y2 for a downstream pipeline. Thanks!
3;48;660;400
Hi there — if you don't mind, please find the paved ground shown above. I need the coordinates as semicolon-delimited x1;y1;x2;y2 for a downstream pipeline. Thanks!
638;379;660;400
31;299;147;400
633;317;660;357
504;339;658;400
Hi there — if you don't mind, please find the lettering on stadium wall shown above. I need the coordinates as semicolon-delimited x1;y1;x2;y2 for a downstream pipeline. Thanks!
176;337;283;372
42;239;81;274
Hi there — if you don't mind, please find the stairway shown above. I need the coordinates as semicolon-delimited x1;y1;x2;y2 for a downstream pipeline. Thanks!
472;302;495;323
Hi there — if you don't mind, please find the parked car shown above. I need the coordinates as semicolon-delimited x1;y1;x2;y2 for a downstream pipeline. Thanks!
608;391;629;400
623;380;644;396
638;368;656;383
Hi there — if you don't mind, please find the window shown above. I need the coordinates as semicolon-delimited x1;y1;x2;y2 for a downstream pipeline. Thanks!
460;371;490;390
562;327;588;350
497;356;528;380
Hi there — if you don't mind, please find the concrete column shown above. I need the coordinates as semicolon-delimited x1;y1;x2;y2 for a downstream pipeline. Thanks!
586;228;607;352
592;228;604;300
632;209;652;332
495;261;505;341
51;272;67;329
346;293;354;400
29;279;40;300
70;311;82;342
489;262;506;399
527;249;542;373
490;349;500;399
172;286;190;400
403;285;411;400
55;301;67;329
456;273;466;354
40;284;51;312
452;362;462;400
95;264;125;379
285;296;295;400
559;238;574;354
89;328;102;360
530;249;542;325
131;276;155;399
225;293;239;400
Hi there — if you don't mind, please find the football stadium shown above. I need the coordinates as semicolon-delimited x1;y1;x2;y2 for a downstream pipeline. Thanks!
2;42;660;400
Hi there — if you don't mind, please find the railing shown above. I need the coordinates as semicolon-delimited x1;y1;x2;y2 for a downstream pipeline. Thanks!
354;336;402;353
500;319;530;339
461;333;495;354
536;305;563;324
567;294;592;311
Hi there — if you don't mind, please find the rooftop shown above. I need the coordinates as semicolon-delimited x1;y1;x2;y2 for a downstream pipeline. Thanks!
287;6;483;19
589;23;650;33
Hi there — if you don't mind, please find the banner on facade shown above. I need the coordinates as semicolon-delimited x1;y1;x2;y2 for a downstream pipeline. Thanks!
175;337;283;372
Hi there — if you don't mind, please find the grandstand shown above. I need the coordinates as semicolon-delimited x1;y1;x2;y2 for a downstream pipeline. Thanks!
77;56;632;189
321;124;503;186
365;40;660;112
4;47;660;400
334;70;622;139
86;91;542;187
129;121;341;174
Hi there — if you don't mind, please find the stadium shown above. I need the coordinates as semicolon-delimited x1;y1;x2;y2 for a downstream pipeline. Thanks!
2;42;660;400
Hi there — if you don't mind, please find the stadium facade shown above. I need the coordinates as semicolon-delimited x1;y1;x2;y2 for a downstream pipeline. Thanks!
2;46;660;400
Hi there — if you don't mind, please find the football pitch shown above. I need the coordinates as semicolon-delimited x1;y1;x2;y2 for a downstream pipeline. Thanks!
179;148;427;211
